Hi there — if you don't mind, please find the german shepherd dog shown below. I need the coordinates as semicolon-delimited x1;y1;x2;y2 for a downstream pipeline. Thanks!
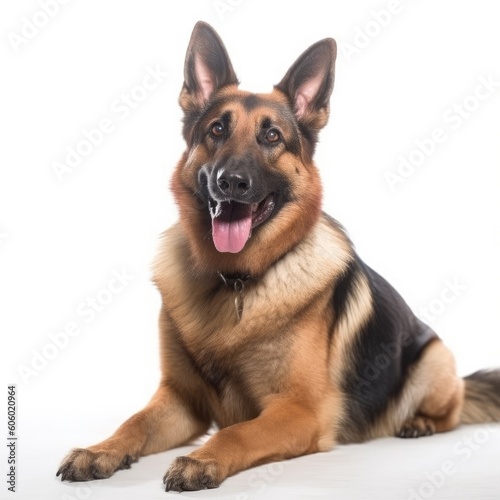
57;22;500;492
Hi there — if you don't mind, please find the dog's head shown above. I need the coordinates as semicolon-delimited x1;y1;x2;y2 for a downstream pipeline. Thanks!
171;22;336;276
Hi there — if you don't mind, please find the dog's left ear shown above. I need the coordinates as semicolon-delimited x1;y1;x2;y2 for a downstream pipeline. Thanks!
276;38;336;131
180;21;238;113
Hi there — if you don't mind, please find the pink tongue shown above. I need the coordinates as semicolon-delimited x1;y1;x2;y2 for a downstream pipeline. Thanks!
212;202;253;253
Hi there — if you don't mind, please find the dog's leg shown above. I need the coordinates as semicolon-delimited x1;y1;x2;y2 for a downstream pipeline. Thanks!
58;309;211;482
57;383;209;481
163;397;322;491
398;340;464;438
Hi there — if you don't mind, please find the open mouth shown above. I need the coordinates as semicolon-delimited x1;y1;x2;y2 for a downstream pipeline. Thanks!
209;194;275;253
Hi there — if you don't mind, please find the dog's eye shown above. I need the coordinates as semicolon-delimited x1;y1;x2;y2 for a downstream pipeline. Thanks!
210;122;225;138
265;128;281;144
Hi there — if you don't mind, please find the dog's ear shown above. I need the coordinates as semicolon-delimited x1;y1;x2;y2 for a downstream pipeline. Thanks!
276;38;336;131
180;22;238;113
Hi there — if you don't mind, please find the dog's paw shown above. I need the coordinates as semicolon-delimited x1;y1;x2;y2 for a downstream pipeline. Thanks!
56;448;137;481
163;456;222;492
397;416;436;438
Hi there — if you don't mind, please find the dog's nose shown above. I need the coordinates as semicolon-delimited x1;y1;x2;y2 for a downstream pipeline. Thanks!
217;169;251;197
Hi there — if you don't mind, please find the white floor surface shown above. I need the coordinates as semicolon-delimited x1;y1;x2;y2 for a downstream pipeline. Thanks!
11;419;500;500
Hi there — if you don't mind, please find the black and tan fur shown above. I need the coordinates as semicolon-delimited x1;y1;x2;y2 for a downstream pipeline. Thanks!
57;22;500;492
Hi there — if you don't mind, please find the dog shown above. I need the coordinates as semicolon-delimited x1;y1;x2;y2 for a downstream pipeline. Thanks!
57;21;500;492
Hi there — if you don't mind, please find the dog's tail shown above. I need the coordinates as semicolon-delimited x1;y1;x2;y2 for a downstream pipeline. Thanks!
460;369;500;424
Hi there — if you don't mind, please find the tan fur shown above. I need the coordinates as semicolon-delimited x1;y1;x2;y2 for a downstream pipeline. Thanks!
57;24;497;490
171;89;323;278
57;383;208;481
329;271;373;389
154;218;351;346
56;216;480;487
366;340;465;441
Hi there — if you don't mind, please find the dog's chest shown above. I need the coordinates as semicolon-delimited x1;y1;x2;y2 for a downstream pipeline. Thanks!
182;321;292;426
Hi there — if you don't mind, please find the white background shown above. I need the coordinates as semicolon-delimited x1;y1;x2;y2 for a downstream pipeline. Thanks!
1;1;499;499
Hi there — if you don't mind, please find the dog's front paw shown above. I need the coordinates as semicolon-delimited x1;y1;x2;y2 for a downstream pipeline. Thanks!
163;456;223;492
57;448;137;481
397;416;436;438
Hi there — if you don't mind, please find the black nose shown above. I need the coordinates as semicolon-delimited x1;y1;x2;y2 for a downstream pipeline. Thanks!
217;169;251;197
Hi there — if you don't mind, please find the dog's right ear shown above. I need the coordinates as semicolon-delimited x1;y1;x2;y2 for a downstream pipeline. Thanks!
180;22;238;113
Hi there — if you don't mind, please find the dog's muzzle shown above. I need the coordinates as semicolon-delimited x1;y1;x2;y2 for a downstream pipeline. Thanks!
198;158;276;254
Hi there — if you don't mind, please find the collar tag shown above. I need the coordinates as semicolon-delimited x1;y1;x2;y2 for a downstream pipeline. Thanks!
218;272;250;321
